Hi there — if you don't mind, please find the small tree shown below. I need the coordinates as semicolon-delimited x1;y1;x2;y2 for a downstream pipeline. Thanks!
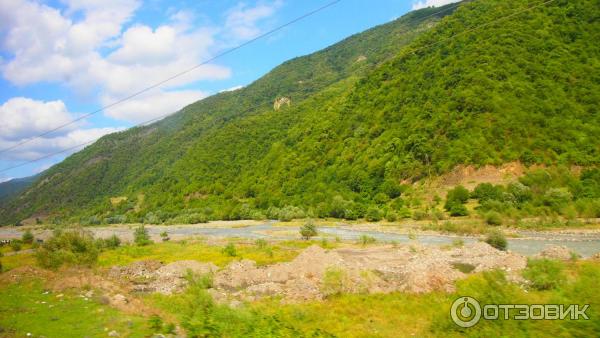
134;225;152;246
22;230;34;244
300;220;318;240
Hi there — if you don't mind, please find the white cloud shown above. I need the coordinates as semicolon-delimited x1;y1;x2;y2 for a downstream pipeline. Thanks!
102;89;208;122
224;1;282;40
0;97;123;161
0;97;77;141
0;0;280;124
219;85;244;93
0;177;14;183
412;0;461;10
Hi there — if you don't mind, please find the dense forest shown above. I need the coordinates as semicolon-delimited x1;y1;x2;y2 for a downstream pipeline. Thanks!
1;0;598;225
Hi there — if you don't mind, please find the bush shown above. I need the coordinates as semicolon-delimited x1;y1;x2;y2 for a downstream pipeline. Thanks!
300;220;318;240
160;231;170;242
448;203;469;216
10;240;22;252
445;186;470;205
358;235;377;246
36;230;99;269
321;267;348;297
97;234;121;249
485;230;507;251
385;210;398;222
22;230;34;244
255;239;268;249
187;213;208;224
222;243;237;257
472;183;504;201
484;211;503;226
365;207;382;222
277;205;305;222
523;258;566;290
412;210;427;220
543;188;573;209
134;225;153;246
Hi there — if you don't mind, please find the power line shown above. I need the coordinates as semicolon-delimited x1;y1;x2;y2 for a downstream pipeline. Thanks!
0;0;557;175
0;0;343;156
0;2;462;175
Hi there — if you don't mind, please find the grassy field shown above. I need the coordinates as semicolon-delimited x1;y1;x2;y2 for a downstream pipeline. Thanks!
97;239;318;267
1;237;599;337
146;261;600;337
0;280;153;337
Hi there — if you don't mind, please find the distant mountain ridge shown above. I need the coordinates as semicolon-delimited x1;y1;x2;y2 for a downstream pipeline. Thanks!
0;175;38;202
1;0;598;225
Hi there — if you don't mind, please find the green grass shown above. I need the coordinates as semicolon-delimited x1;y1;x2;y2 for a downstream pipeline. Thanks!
0;280;152;337
98;240;303;267
0;252;36;271
250;262;600;337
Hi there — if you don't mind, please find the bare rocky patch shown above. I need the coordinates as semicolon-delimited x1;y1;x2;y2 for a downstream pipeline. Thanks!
109;242;527;303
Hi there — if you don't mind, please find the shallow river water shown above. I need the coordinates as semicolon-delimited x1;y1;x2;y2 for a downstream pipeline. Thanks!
2;222;600;257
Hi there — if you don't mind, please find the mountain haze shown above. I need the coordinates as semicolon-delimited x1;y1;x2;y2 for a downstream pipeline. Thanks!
1;0;598;225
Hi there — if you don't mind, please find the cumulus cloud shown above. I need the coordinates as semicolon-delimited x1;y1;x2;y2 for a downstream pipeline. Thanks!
224;1;282;40
0;0;281;131
412;0;461;10
102;89;208;123
0;97;123;161
0;98;77;141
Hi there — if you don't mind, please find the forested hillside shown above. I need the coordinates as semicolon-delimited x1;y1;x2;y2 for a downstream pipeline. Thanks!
0;175;37;202
1;0;598;225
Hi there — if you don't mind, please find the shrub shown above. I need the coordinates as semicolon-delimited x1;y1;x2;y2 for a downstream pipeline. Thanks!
471;183;503;202
282;205;306;221
385;210;398;222
160;231;170;242
412;210;427;220
485;211;503;226
543;188;573;209
187;213;208;224
446;185;470;205
255;239;268;249
321;267;348;297
358;235;377;246
97;234;121;249
134;225;152;246
222;243;237;257
485;230;507;251
448;203;469;216
523;258;566;290
36;230;99;269
365;207;382;222
10;240;22;252
344;209;358;220
144;212;161;225
381;180;402;199
300;220;318;240
22;230;34;244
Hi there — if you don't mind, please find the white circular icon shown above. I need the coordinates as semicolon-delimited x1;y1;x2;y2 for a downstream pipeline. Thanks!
451;296;481;328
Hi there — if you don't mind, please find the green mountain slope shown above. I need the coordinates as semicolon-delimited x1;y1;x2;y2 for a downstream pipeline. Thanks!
1;0;599;225
0;175;37;202
0;3;458;224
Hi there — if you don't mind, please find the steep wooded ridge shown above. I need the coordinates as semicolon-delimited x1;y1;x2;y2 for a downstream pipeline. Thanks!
1;0;598;224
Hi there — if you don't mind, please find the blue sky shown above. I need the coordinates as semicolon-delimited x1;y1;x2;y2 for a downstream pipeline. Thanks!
0;0;458;182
